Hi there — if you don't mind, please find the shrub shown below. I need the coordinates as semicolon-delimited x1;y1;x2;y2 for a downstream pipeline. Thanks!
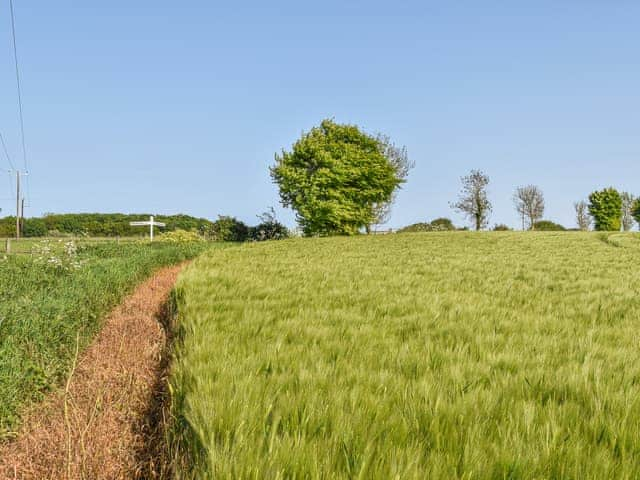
397;222;431;233
532;220;566;231
398;218;456;233
429;218;456;231
211;216;249;242
493;224;511;231
588;188;622;231
160;229;204;244
248;209;289;241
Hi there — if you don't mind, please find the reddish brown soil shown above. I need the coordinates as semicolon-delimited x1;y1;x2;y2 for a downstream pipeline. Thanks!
0;264;184;480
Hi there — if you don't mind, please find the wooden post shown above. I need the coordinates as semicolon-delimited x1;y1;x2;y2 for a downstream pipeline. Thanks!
5;238;10;254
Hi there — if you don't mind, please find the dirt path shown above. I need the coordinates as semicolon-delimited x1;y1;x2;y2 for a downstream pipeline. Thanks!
0;264;184;480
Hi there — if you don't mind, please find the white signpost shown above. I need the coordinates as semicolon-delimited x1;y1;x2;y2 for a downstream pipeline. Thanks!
129;215;166;241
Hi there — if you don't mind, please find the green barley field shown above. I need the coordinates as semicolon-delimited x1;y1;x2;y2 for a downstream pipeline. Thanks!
170;232;640;479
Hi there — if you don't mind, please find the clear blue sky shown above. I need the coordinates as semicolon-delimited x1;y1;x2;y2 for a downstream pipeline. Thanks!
0;1;639;229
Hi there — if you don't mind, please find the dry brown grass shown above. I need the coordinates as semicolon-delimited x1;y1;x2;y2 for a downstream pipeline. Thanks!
0;264;185;480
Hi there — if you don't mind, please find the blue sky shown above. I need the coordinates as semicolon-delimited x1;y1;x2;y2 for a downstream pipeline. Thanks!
0;1;638;229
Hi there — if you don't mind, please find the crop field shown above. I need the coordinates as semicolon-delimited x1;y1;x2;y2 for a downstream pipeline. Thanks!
0;240;210;435
169;232;640;479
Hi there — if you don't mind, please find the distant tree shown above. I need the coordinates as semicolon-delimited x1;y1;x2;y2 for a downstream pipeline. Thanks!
532;220;566;231
450;170;492;231
588;188;622;231
368;135;414;231
513;185;545;230
573;200;591;231
493;223;511;231
620;192;636;231
270;119;403;236
633;198;640;229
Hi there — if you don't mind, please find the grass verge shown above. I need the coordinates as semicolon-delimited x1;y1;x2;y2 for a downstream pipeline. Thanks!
0;241;210;435
169;232;640;479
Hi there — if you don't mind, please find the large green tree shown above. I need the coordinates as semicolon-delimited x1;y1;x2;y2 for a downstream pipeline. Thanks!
588;187;622;231
270;119;403;236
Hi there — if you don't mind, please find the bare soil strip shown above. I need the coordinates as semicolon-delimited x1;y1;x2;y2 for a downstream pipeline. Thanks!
0;264;184;480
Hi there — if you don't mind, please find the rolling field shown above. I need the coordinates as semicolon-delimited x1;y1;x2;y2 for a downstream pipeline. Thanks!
170;232;640;479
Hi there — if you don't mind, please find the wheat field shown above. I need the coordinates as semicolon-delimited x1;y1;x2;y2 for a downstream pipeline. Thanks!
169;232;640;479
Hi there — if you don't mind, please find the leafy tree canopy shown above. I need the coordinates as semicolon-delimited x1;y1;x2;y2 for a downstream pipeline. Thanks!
588;188;622;231
270;119;403;236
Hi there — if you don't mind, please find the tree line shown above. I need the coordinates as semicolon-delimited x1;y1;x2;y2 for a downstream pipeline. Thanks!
0;213;213;238
271;119;639;235
450;171;639;232
0;211;289;242
4;119;636;238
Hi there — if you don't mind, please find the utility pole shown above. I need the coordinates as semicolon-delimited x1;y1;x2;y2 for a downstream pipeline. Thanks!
13;170;26;239
15;170;20;240
21;197;25;236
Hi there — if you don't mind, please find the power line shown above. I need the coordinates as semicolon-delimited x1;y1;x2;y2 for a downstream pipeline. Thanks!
0;131;16;171
8;0;30;206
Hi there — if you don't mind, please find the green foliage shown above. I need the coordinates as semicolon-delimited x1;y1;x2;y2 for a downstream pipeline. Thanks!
211;216;249;242
169;233;640;478
588;188;622;231
429;217;456;231
532;220;566;231
397;222;431;233
22;218;48;237
493;223;511;231
0;216;16;237
159;229;204;243
0;213;213;237
248;209;289;241
270;119;402;236
0;241;209;433
398;217;455;233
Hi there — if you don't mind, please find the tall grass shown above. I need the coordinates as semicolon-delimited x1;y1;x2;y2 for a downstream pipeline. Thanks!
0;241;209;435
169;232;640;479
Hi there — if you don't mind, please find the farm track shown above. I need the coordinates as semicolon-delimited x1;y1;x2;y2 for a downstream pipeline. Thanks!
0;264;185;480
